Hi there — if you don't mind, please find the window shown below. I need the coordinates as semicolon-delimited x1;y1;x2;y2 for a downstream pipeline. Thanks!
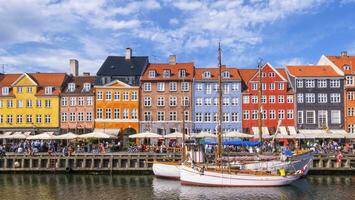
269;72;275;77
287;95;293;103
70;112;75;122
297;111;303;124
196;98;203;106
163;70;171;78
181;82;189;91
123;92;129;101
251;96;258;104
78;97;84;106
261;96;266;104
36;115;41;123
169;82;177;91
214;98;218;105
318;110;327;128
318;80;327;88
204;113;211;122
45;87;52;94
223;98;230;106
222;71;230;78
96;108;103;119
169;96;177;106
7;100;13;108
296;80;303;88
144;82;151;91
27;87;32;93
297;94;304;103
232;83;238;91
262;72;266;77
278;83;284;90
203;71;211;78
86;112;92;121
305;80;315;88
45;115;51;123
105;109;111;119
243;96;249;104
17;87;22;93
78;112;84;121
261;83;266;91
61;97;67;106
87;97;93;106
269;83;275;90
269;110;276;119
205;84;212;94
222;113;229;122
97;91;103;100
195;113;202;122
157;82;165;91
262;110;267;119
222;84;230;94
243;110;250;120
129;91;137;101
114;109;120;119
25;115;32;124
105;91;112;100
157;96;165;106
251;83;258;90
114;92;120;100
331;110;341;124
318;93;327;103
179;69;186;78
346;76;353;86
204;98;212;106
17;100;23;108
36;100;41;108
7;115;13;124
278;110;285;119
144;112;151;121
26;100;32;108
306;111;315;124
144;97;151;107
231;98;238;106
269;96;275;104
123;109;129;119
68;83;75;92
305;93;315;103
157;111;164;121
70;97;76;106
196;83;203;91
45;100;51;108
213;83;218;91
16;115;22;124
344;65;351;70
231;113;238;122
83;83;91;92
131;109;138;119
348;108;355;117
1;87;9;95
252;110;258;119
170;111;177;121
182;96;189;106
278;95;284;103
0;115;2;123
330;79;340;88
184;111;189;121
149;70;156;78
287;110;293;119
330;93;341;103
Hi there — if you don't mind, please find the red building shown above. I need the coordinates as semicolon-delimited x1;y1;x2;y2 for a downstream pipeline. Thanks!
239;63;295;134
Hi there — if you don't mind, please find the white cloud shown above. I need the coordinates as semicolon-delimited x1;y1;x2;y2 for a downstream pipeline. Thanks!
277;57;309;66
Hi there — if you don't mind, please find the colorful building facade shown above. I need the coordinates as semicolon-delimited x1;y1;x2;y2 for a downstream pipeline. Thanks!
240;64;295;134
140;56;194;135
192;67;242;133
60;75;96;134
94;80;139;137
0;73;67;134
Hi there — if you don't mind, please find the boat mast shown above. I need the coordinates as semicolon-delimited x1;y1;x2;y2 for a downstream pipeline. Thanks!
257;60;263;144
181;76;186;162
217;42;223;160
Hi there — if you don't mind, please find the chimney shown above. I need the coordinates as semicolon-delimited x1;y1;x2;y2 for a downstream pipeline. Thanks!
341;51;348;57
70;59;79;76
83;72;90;76
125;48;132;60
168;55;176;65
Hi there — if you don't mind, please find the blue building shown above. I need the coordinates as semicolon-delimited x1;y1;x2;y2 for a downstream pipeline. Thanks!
192;67;242;134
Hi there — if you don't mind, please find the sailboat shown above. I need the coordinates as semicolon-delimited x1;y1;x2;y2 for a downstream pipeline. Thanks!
180;43;309;187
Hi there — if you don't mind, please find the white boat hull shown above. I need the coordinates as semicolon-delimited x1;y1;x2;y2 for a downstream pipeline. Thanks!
152;162;180;180
180;165;301;187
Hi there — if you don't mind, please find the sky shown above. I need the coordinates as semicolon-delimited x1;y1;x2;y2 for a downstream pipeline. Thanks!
1;0;355;74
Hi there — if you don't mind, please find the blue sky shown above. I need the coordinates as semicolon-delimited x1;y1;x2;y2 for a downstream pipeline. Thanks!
1;0;355;74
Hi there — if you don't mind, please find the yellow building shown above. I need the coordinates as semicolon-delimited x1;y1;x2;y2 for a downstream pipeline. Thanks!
0;73;67;134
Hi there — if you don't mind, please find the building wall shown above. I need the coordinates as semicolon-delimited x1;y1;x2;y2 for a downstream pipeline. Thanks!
192;80;242;133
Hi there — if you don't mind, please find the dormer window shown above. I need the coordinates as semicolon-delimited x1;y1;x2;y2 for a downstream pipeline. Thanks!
68;83;75;92
2;87;9;95
222;71;230;78
179;69;186;78
203;71;211;78
45;87;53;95
343;65;351;70
149;70;156;78
83;83;91;92
163;70;171;78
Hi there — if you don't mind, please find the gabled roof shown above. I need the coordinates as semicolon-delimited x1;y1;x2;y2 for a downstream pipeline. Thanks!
97;56;149;76
249;63;287;82
11;73;38;86
62;75;96;95
194;66;241;81
286;65;343;77
140;62;194;81
326;55;355;75
95;79;138;88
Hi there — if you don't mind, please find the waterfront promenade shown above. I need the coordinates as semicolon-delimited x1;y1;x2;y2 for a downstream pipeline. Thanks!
0;152;354;174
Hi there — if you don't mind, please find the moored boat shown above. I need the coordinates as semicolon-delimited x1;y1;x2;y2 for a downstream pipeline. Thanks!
152;161;180;180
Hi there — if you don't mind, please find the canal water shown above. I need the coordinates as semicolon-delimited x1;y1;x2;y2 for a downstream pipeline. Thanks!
0;174;354;200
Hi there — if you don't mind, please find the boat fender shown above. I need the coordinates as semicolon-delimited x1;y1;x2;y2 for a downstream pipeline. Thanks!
199;166;205;175
279;168;286;177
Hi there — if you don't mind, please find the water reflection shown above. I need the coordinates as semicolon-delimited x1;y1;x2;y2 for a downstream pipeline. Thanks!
0;175;354;200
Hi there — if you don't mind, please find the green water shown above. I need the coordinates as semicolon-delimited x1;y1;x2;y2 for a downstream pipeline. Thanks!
0;174;354;200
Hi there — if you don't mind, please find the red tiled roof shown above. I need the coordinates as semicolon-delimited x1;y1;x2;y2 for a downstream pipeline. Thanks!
194;66;241;80
326;55;355;74
238;69;258;83
286;65;342;77
62;75;96;95
140;62;194;81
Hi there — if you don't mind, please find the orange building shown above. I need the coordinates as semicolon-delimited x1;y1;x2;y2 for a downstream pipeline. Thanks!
94;80;139;138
